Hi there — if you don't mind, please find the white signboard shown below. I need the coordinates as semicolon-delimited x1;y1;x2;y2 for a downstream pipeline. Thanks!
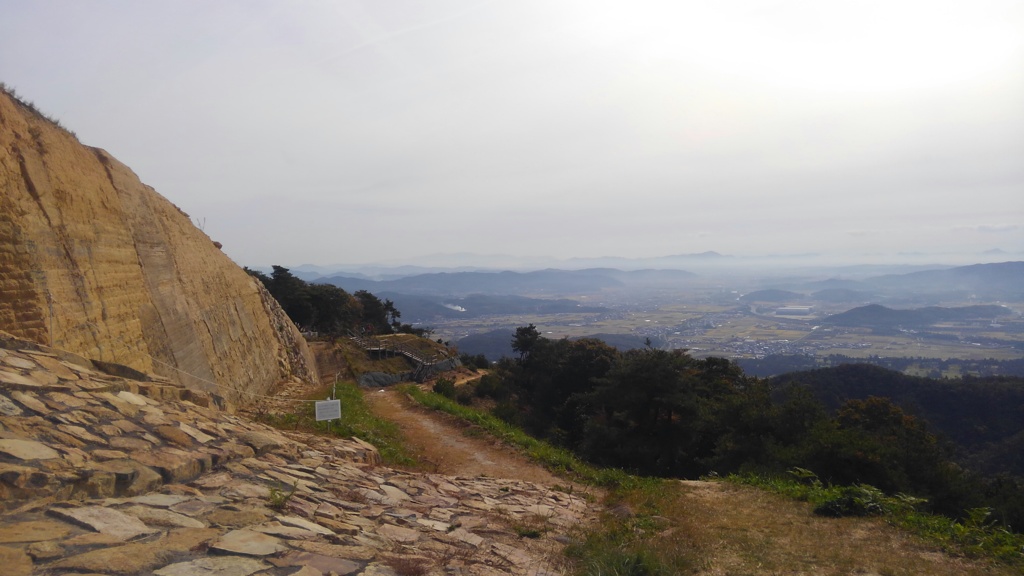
315;399;342;422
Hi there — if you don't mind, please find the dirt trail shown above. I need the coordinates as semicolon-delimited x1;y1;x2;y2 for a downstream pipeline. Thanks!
299;344;1017;574
360;384;1015;575
363;385;566;486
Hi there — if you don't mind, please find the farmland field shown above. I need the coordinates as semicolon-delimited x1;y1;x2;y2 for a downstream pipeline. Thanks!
437;291;1024;368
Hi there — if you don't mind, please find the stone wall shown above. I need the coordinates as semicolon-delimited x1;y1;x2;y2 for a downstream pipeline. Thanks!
0;90;317;402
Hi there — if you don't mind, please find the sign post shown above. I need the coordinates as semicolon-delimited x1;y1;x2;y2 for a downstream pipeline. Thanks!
315;399;341;421
315;398;342;432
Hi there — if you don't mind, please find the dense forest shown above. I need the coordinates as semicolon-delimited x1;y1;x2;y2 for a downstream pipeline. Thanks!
459;326;1024;530
245;266;427;337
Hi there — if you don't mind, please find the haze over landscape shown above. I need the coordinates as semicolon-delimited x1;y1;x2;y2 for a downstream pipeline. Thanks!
3;0;1022;269
5;3;1024;569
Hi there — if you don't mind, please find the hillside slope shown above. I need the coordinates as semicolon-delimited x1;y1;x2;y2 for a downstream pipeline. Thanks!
0;89;316;401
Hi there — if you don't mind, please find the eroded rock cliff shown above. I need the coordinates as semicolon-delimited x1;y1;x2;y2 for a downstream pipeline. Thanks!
0;89;317;402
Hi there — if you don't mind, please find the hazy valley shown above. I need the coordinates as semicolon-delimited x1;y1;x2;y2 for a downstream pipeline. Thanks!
279;260;1024;378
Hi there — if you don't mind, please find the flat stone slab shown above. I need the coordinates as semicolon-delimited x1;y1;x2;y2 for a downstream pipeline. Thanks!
123;505;206;528
154;556;268;576
2;356;38;370
378;523;420;544
180;422;216;444
8;391;49;414
116;390;149;406
50;541;165;574
48;505;160;541
238;431;283;456
0;393;23;416
0;520;71;543
0;438;60;460
0;545;33;576
209;529;286;556
170;499;218;517
269;551;361;575
0;368;46;388
129;493;192;507
251;522;321;540
380;484;411;502
276;514;335;536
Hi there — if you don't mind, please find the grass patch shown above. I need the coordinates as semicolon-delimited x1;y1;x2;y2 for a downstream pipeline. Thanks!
727;470;1024;569
565;477;700;575
257;380;418;468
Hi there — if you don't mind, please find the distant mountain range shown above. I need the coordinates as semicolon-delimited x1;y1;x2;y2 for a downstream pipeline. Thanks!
266;250;1023;281
307;261;1023;322
738;289;805;303
822;303;1012;330
864;261;1024;297
320;268;698;297
376;292;608;323
752;262;1024;303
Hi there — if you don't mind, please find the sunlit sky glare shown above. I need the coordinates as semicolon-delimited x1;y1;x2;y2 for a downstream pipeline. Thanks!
2;1;1022;268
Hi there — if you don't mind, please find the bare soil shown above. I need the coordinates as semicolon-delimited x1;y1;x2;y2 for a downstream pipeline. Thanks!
363;383;566;486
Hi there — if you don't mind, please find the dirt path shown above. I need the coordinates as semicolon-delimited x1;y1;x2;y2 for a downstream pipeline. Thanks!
363;385;567;486
299;345;1018;573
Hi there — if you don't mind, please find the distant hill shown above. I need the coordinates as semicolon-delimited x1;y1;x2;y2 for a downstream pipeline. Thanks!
803;278;870;291
864;261;1024;299
379;292;608;323
321;268;696;297
822;303;1011;330
739;289;805;303
810;288;875;303
770;364;1024;475
456;329;516;360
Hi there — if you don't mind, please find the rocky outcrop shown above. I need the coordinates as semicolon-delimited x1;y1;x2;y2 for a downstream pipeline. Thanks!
0;89;316;402
0;333;594;575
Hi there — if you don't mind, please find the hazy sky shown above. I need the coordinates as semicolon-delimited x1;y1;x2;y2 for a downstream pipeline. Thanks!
3;1;1022;268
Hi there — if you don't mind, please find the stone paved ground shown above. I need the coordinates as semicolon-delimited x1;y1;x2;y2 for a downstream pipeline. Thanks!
0;333;597;575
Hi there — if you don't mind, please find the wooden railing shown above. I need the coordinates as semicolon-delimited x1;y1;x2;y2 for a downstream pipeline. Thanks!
349;332;449;381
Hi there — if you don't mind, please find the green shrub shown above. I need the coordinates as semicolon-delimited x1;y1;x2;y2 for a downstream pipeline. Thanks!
455;386;474;405
814;485;888;517
432;377;456;399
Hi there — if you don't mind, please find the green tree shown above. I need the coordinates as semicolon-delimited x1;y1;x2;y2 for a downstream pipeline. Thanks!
532;338;619;445
269;266;314;328
354;290;392;334
306;283;360;335
511;324;541;362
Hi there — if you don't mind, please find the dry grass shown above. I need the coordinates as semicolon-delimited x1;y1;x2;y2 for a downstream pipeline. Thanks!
665;481;1016;576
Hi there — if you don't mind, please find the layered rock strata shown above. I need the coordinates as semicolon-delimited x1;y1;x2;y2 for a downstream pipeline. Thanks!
0;90;316;402
0;334;594;575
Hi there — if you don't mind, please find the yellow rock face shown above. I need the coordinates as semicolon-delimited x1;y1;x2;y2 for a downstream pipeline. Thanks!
0;91;317;402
